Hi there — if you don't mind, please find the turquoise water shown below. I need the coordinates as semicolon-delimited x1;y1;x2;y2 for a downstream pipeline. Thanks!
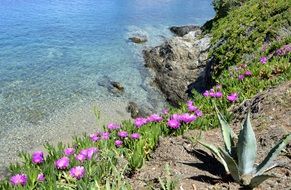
0;0;214;132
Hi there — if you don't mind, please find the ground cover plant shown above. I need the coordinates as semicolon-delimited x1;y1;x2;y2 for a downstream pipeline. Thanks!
0;0;290;189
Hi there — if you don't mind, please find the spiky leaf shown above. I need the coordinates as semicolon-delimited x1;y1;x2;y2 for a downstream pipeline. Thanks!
256;133;291;175
216;110;236;154
198;141;229;173
237;111;257;175
219;148;240;182
249;174;276;188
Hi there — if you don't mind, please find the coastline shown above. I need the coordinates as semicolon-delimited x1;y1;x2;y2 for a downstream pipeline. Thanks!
0;98;131;179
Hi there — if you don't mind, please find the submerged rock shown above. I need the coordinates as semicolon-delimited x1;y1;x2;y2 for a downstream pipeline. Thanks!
129;35;148;44
169;25;200;37
143;28;211;106
126;101;150;118
98;76;125;96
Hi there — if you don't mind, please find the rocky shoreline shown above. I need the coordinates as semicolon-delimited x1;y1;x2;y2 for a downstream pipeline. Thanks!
143;25;213;106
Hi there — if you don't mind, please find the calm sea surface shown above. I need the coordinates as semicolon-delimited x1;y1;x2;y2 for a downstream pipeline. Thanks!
0;0;214;170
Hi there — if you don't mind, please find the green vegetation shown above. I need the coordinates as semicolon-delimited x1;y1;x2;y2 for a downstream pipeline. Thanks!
0;0;290;189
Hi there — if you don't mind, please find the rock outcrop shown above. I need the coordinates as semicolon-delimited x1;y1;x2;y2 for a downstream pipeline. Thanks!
169;25;200;37
129;34;148;44
143;28;211;106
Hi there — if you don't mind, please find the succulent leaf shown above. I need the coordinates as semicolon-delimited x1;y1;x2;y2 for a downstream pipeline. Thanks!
198;140;229;173
255;133;291;175
219;147;240;182
237;111;257;175
249;174;276;188
216;109;236;155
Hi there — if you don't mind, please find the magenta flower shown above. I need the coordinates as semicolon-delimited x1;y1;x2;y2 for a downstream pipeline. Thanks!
238;74;244;80
187;101;198;112
179;113;196;123
260;56;267;64
244;70;252;76
70;166;85;180
171;114;181;121
195;109;203;117
10;174;27;186
87;147;98;159
215;91;223;98
101;132;110;140
107;123;121;131
131;133;141;139
118;131;128;138
32;151;44;164
203;90;210;97
76;153;86;162
167;119;180;129
64;148;75;156
115;140;123;147
209;90;216;97
134;117;147;128
162;108;169;115
147;114;163;122
55;157;70;170
37;173;45;182
227;93;238;103
89;133;100;142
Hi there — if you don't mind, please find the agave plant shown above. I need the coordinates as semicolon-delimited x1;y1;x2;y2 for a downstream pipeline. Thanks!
199;110;291;188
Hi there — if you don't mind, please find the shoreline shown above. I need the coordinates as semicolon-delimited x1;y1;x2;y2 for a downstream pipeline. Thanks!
0;98;131;179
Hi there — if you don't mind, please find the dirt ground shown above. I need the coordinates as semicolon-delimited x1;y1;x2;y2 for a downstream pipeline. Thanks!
129;81;291;190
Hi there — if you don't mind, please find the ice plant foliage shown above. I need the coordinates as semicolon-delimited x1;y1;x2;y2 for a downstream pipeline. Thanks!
199;111;291;188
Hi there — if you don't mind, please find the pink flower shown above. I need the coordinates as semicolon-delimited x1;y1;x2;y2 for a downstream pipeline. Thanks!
115;140;123;147
147;114;163;122
118;131;128;138
162;108;169;115
187;101;198;112
89;133;100;142
167;119;180;129
195;109;203;117
55;157;70;170
131;133;141;139
227;93;238;102
134;117;147;128
107;123;120;130
209;89;216;97
244;70;252;76
215;91;223;98
37;173;45;182
260;56;267;64
32;151;44;164
70;166;85;180
87;147;98;159
76;153;86;162
203;90;210;97
238;74;244;80
101;132;110;140
10;174;27;186
64;148;75;156
179;113;196;123
171;114;181;121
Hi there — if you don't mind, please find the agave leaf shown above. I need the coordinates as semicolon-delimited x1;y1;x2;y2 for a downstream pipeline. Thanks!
198;140;229;173
216;109;236;154
249;174;276;188
237;111;257;175
219;147;240;182
255;133;291;175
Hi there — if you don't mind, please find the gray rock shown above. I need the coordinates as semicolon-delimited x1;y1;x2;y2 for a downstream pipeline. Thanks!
126;102;150;118
169;25;200;37
129;35;148;44
143;29;212;106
